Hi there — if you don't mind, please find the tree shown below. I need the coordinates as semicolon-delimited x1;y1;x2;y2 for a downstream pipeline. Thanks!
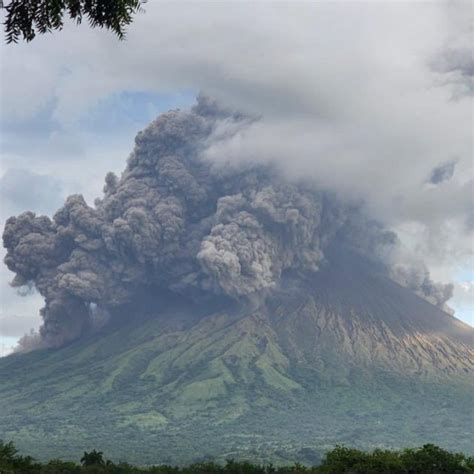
0;440;39;472
317;445;369;473
0;440;18;463
400;444;474;474
1;0;144;43
80;449;105;466
0;439;18;471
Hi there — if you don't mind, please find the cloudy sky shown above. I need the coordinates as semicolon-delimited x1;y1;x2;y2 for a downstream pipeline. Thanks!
0;1;473;356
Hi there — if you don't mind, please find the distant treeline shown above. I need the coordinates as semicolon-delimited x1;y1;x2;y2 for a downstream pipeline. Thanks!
1;441;473;474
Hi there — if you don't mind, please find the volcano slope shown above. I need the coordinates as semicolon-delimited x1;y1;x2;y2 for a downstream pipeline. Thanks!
1;97;473;464
1;248;473;464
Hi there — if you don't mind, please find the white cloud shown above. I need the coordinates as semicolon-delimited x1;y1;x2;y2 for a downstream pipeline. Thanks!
1;3;470;226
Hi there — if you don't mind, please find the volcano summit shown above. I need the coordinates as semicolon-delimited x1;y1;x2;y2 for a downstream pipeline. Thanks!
1;97;473;464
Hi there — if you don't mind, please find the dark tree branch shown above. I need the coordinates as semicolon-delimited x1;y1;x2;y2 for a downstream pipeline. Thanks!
1;0;143;43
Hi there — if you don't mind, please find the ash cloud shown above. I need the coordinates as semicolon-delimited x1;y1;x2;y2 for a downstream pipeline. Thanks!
2;97;454;351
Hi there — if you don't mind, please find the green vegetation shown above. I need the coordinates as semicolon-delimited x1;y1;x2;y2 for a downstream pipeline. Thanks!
1;306;473;464
2;0;142;43
1;441;473;473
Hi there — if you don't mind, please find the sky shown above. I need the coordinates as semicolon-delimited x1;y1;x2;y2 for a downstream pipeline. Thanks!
0;1;473;356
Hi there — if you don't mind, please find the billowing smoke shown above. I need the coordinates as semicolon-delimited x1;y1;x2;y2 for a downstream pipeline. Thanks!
390;264;454;311
2;96;453;350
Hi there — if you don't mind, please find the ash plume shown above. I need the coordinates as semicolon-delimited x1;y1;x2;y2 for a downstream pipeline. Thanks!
2;96;454;350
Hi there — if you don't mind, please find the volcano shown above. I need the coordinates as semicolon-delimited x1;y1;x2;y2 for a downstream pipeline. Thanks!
1;97;473;464
1;247;473;464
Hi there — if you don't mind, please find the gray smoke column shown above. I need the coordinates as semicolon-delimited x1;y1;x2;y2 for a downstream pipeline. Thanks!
2;95;453;350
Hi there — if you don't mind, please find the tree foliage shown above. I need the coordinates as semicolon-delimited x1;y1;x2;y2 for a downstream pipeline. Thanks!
1;0;142;43
317;444;474;474
81;450;105;466
1;440;473;473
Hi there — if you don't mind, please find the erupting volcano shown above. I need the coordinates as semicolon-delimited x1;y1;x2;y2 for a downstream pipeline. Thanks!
1;97;473;464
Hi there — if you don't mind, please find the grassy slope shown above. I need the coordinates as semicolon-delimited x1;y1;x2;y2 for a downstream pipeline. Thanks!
1;305;473;465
